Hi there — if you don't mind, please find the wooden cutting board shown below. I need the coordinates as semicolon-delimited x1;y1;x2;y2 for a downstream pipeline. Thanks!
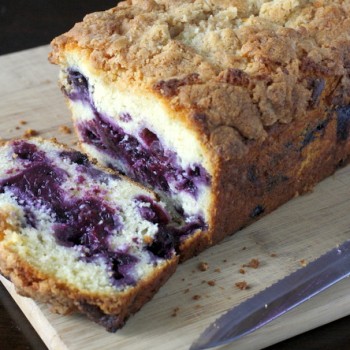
1;46;350;350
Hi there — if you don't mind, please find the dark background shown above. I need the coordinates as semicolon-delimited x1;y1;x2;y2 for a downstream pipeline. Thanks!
1;1;350;349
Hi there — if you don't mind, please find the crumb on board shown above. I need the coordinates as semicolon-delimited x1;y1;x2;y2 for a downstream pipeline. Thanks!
192;295;201;300
198;261;209;271
223;259;227;263
214;268;221;273
184;288;190;294
59;125;72;134
171;307;180;317
270;253;278;257
242;246;247;251
239;268;246;274
300;259;308;267
207;280;216;286
19;120;27;125
235;281;249;290
243;258;260;269
143;235;153;245
23;129;38;138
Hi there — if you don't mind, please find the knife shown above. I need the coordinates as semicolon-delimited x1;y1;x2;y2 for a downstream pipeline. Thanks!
190;240;350;350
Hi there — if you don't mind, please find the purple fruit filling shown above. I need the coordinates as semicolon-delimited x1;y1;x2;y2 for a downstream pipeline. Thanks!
79;116;210;199
12;140;46;163
147;216;206;259
135;195;170;225
65;70;211;199
135;195;206;259
59;150;120;183
0;141;142;286
110;253;138;284
60;150;89;166
65;69;90;102
63;70;210;258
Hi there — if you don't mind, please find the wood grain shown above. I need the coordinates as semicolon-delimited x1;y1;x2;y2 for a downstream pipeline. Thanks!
1;46;350;350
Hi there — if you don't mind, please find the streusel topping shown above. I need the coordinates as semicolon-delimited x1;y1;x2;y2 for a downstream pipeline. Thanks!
50;0;350;151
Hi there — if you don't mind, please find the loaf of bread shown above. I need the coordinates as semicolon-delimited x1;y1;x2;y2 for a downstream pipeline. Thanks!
0;138;181;331
50;0;350;262
4;0;346;331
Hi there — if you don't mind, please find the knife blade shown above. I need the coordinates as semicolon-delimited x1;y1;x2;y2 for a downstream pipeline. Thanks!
190;240;350;350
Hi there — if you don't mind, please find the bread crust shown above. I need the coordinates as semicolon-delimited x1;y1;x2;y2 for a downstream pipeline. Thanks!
0;237;178;331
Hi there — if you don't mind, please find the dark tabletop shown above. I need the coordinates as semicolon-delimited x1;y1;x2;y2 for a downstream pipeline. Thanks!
1;1;350;349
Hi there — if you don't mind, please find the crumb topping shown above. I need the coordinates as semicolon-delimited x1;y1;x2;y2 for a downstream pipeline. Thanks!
50;0;350;157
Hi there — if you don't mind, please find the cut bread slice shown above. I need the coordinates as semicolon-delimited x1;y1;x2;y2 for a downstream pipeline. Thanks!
0;138;179;331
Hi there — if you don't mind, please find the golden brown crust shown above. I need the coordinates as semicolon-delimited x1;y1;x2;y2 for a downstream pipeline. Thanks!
0;239;178;330
209;104;350;246
50;0;350;159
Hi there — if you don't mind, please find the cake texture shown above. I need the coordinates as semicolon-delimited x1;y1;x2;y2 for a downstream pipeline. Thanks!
50;0;350;260
0;138;183;331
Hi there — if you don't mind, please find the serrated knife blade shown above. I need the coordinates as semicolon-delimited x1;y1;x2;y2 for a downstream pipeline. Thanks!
190;240;350;350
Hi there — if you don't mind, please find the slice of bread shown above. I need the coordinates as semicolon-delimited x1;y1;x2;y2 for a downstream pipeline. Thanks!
0;138;178;331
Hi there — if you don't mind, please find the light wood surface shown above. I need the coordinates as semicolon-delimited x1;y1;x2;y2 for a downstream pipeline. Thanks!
1;46;350;350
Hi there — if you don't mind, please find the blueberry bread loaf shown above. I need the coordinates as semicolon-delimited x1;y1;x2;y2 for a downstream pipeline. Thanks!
0;138;184;331
50;0;350;260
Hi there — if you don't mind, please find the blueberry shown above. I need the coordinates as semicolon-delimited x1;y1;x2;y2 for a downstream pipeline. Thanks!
60;150;89;166
250;205;265;218
139;128;159;148
308;78;325;108
147;226;179;259
12;141;45;162
110;253;138;283
66;69;90;102
336;106;350;142
301;118;330;149
135;195;170;225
